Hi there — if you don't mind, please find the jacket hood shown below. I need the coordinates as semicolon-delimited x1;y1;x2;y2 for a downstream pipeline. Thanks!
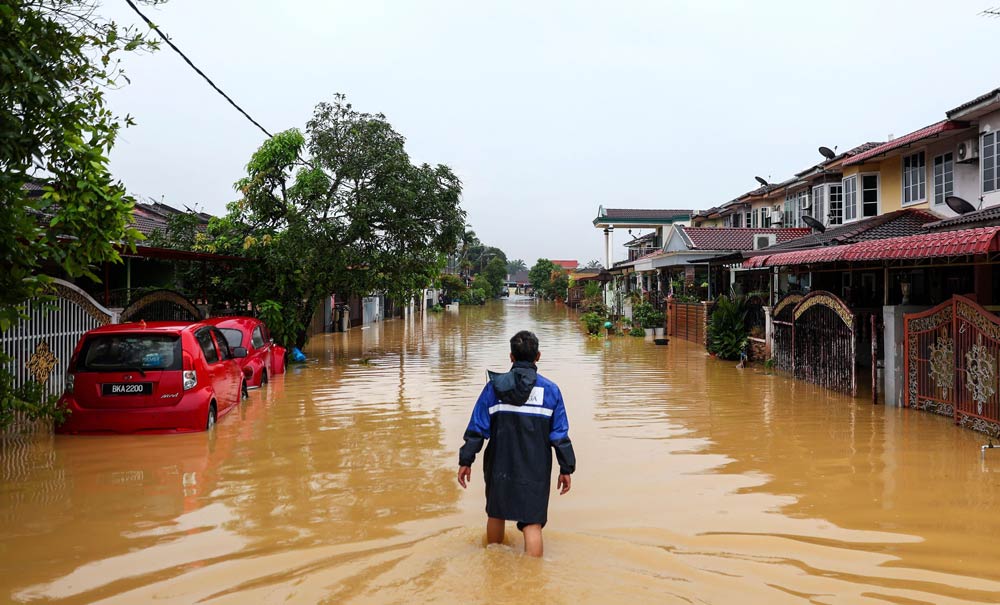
487;361;537;406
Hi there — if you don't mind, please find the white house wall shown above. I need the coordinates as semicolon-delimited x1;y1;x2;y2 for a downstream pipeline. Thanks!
979;109;1000;209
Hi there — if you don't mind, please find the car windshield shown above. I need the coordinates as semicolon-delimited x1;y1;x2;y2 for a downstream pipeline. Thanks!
219;328;243;348
78;334;182;372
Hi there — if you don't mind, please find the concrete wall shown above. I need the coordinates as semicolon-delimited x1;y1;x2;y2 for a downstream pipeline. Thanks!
883;304;932;407
979;109;1000;208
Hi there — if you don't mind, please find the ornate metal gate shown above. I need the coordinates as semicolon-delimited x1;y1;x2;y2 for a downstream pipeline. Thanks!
791;291;856;396
770;293;802;373
119;289;203;322
1;279;117;403
904;295;1000;436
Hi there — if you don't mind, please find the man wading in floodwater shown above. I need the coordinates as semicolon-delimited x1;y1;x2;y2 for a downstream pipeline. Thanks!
457;330;576;557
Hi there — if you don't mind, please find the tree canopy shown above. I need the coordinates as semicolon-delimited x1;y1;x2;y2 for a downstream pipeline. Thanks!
0;0;160;428
1;0;157;330
207;96;466;347
528;258;569;300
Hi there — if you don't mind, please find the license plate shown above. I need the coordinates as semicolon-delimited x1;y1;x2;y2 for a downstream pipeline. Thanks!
102;382;153;396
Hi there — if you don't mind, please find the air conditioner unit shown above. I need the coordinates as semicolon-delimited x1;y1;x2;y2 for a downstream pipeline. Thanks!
753;234;777;250
770;209;783;224
956;138;979;163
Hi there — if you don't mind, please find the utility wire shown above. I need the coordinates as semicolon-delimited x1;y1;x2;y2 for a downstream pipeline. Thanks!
123;0;274;138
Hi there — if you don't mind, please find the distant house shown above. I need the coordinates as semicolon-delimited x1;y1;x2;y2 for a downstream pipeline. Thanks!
550;259;579;271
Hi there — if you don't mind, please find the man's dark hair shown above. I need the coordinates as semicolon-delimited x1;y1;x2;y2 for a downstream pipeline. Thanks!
510;330;539;362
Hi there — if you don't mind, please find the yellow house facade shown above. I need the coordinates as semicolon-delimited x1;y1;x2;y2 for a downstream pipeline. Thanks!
840;120;977;220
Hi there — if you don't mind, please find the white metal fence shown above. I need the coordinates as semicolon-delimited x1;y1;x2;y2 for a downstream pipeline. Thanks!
1;280;116;430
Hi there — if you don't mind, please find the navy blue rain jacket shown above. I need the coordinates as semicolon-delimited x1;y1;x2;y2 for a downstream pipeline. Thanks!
459;361;576;527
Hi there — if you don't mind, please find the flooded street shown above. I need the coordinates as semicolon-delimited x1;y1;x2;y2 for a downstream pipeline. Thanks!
5;298;1000;604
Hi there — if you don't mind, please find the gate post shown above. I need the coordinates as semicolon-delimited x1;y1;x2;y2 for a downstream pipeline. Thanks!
851;315;857;398
952;297;959;425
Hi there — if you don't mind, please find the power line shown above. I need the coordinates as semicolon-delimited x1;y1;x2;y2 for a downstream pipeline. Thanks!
123;0;274;138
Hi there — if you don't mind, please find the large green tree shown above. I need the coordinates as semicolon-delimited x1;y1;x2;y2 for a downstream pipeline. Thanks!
0;1;160;427
483;256;508;297
211;96;466;347
528;259;557;292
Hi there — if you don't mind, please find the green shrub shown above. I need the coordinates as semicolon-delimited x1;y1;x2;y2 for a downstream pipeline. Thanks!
707;295;749;360
580;312;604;335
471;275;494;298
459;288;487;305
632;300;653;328
430;304;444;313
629;326;645;337
439;273;466;301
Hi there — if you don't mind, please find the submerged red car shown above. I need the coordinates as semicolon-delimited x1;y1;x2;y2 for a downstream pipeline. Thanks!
57;321;248;434
204;316;284;388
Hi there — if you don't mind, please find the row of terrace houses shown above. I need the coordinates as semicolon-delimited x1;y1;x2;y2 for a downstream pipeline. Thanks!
593;85;1000;439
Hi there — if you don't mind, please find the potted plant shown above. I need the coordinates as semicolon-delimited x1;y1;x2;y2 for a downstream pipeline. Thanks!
632;301;655;338
706;296;749;361
649;310;665;338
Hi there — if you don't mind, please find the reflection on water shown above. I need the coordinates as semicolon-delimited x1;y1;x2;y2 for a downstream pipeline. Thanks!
3;298;1000;603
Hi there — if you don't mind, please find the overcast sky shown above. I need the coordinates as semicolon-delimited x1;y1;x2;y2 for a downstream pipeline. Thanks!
105;0;999;265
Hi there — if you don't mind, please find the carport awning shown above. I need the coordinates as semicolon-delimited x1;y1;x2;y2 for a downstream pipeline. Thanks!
742;226;1000;268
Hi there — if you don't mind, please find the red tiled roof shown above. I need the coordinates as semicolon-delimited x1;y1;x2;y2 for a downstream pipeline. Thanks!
550;260;579;270
842;226;1000;261
844;120;970;166
744;226;1000;267
682;227;811;251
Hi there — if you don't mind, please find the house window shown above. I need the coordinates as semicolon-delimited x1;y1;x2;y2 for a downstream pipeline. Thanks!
746;210;753;228
828;184;843;225
902;151;926;205
761;207;771;228
810;185;825;224
750;208;758;228
984;132;998;193
730;212;742;228
843;175;858;221
861;174;879;217
933;152;953;206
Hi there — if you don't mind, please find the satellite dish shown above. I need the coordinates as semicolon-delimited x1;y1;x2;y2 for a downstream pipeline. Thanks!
945;196;978;215
802;215;826;233
754;176;769;187
818;146;837;160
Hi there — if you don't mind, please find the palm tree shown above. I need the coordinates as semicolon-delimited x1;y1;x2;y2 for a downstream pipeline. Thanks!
458;228;479;277
507;259;527;274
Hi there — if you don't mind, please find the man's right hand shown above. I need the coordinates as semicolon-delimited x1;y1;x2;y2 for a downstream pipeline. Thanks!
457;465;471;488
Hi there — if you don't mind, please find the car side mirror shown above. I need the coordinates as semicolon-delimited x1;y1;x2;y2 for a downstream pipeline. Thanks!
233;347;248;358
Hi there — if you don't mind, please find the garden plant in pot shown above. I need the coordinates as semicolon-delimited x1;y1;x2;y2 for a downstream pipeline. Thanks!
707;295;749;361
632;300;663;338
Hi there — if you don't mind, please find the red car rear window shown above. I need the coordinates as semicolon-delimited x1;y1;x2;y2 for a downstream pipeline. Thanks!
78;334;182;372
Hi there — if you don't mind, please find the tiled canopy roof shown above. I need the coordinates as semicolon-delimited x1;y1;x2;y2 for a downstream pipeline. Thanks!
550;260;579;270
600;208;691;221
746;226;1000;268
844;121;970;166
681;227;811;251
947;87;1000;117
755;209;940;253
624;232;657;247
925;205;1000;231
131;202;211;239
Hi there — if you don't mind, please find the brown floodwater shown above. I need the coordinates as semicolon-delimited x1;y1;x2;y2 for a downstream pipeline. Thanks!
3;298;1000;604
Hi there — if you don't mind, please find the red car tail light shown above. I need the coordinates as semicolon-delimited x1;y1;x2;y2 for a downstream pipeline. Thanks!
182;351;197;390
